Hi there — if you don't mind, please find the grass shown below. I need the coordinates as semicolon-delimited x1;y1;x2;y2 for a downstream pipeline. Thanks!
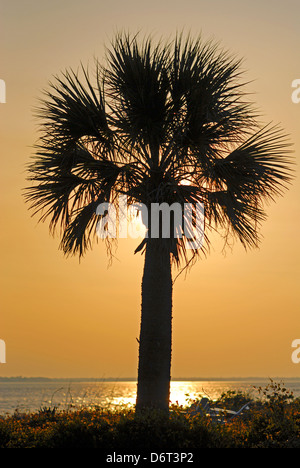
0;380;299;448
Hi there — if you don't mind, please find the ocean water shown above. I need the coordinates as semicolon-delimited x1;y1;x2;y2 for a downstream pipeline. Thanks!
0;378;299;415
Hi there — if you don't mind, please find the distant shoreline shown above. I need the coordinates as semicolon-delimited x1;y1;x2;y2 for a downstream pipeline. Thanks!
0;376;299;382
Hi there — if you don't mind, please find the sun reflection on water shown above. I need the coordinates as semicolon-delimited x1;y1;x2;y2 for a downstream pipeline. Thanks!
108;381;210;409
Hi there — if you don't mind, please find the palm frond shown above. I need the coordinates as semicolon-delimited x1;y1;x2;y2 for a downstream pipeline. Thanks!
37;64;112;151
105;32;170;164
208;124;293;199
59;200;101;257
25;141;125;234
160;33;257;173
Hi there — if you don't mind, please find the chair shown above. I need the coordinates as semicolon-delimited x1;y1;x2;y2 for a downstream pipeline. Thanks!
188;397;251;423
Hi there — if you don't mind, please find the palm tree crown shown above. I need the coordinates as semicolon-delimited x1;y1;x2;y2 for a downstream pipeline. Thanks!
26;32;293;264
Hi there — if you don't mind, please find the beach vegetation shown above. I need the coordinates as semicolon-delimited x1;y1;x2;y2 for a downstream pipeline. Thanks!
0;380;299;448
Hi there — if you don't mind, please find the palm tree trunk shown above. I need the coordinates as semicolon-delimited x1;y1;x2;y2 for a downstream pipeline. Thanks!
136;239;172;413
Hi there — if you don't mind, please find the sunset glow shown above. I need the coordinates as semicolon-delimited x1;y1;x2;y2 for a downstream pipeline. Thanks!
0;0;299;382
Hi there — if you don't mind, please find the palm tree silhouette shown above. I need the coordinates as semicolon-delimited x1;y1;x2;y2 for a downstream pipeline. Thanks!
25;32;293;412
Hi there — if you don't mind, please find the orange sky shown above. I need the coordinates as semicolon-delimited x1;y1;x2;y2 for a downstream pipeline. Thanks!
0;0;299;379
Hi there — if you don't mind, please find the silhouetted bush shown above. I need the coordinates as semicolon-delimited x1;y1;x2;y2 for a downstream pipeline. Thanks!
0;381;299;448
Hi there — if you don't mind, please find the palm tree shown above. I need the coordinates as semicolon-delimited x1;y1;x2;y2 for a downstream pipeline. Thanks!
25;32;293;413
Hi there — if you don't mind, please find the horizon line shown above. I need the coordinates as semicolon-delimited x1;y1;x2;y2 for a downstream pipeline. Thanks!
0;376;299;381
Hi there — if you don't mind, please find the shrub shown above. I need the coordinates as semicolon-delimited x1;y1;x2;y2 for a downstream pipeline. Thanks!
0;380;299;448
